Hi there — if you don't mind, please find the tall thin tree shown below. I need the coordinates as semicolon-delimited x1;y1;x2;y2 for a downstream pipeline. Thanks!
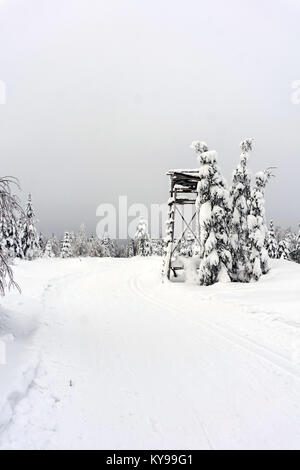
248;171;272;280
191;141;232;286
20;194;40;260
229;138;253;282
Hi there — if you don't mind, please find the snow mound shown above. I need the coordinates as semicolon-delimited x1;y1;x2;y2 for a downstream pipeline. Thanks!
0;303;39;339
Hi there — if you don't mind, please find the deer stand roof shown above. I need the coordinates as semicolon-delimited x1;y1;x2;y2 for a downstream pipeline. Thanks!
164;169;201;280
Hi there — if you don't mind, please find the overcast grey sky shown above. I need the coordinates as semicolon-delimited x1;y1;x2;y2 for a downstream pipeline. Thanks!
0;0;299;236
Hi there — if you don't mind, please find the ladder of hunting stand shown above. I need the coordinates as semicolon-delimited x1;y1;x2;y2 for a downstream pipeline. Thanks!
165;169;201;280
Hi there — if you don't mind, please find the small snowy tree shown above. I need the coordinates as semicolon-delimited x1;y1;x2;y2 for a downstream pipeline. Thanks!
115;243;126;258
20;194;40;260
74;223;88;257
127;239;135;258
289;224;300;263
100;233;116;257
69;231;76;256
229;138;253;281
134;219;151;256
191;141;232;285
49;234;60;257
248;171;271;281
61;232;72;258
278;238;290;260
44;239;55;258
0;215;23;259
266;220;278;259
297;224;300;251
38;232;45;255
87;236;103;257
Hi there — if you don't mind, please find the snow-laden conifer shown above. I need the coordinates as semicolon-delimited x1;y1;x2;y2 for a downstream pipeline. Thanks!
127;239;135;258
229;138;253;281
0;215;22;259
134;219;151;256
278;237;290;260
38;232;45;255
20;194;40;260
294;224;300;254
290;224;300;263
74;223;88;257
44;239;55;258
87;236;103;257
191;141;232;285
61;232;72;258
100;233;116;257
248;171;271;280
266;219;278;259
49;234;60;257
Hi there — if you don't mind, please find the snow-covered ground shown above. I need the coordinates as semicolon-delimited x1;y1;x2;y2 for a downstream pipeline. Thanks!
0;257;300;450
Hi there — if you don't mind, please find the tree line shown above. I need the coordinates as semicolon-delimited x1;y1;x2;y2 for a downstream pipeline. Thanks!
0;193;164;263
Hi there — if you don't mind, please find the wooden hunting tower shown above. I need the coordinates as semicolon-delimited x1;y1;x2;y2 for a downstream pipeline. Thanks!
164;169;201;280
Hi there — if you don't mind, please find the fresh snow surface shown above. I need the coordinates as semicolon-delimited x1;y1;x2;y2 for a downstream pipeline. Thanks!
0;257;300;450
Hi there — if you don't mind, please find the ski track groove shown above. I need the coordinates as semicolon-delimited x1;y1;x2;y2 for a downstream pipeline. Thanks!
129;273;300;384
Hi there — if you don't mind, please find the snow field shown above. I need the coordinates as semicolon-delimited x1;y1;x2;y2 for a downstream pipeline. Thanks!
0;257;300;449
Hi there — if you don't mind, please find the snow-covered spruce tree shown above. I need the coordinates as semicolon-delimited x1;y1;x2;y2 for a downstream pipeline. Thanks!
44;239;55;258
278;237;290;260
191;141;232;285
61;232;72;258
74;223;88;257
69;231;76;256
0;177;23;294
87;236;103;257
248;171;271;281
127;239;135;258
100;233;116;257
266;219;279;259
49;234;60;257
38;232;45;255
0;214;23;259
20;194;40;260
295;225;300;263
289;224;300;263
229;138;253;282
113;243;124;258
134;219;151;256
